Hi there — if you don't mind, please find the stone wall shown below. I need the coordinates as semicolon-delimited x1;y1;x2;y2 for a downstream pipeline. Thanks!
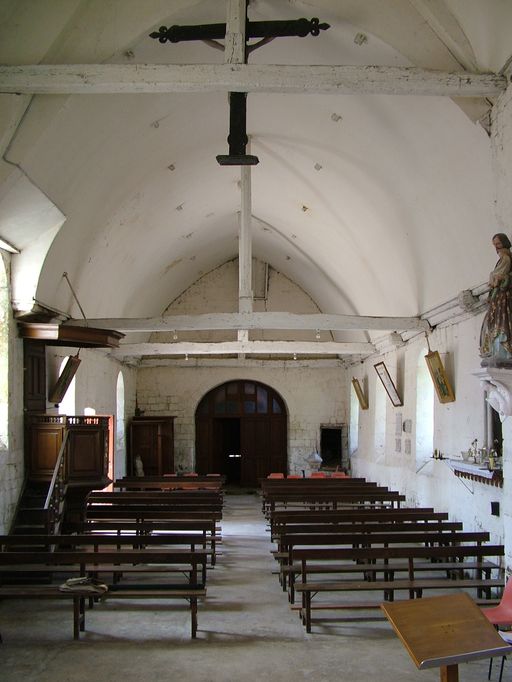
136;362;345;475
0;254;24;533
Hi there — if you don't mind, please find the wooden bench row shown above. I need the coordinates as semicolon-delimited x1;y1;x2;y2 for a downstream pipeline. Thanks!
292;544;504;632
0;546;208;640
262;491;406;517
274;529;497;602
259;478;389;514
265;497;504;633
268;507;448;535
83;491;224;544
81;518;221;565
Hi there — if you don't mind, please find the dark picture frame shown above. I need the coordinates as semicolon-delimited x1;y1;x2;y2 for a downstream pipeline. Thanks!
48;355;81;404
374;361;403;407
352;378;368;410
425;350;455;403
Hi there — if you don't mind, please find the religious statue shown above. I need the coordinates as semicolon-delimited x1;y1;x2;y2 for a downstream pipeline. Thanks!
480;233;512;365
134;454;145;477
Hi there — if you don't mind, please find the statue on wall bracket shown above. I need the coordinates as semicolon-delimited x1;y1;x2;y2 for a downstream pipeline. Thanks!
479;232;512;367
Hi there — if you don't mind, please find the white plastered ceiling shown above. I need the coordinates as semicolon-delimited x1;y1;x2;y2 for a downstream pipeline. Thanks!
0;0;511;355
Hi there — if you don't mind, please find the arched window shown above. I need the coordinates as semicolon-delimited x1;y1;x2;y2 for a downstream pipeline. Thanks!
374;375;386;459
0;258;8;450
115;372;126;480
349;383;360;455
416;348;434;462
58;357;76;415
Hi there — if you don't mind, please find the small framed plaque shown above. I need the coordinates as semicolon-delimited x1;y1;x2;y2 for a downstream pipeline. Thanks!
374;361;403;407
352;378;368;410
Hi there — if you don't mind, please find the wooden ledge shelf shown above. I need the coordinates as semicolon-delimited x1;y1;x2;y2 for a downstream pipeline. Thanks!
18;322;124;348
447;460;503;487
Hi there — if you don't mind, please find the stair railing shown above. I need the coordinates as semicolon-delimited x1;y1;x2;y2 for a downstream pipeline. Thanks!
44;430;70;535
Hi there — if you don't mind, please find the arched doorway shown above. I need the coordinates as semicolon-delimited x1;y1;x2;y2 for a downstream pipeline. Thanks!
195;380;287;486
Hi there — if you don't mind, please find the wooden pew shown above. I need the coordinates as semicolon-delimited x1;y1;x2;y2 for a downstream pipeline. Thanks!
275;529;493;601
85;491;224;533
259;479;385;513
0;533;213;583
268;508;448;535
271;518;462;543
87;490;223;511
114;479;224;491
82;519;221;565
0;548;207;640
116;474;226;489
271;519;465;595
84;508;223;524
291;544;504;632
263;490;406;517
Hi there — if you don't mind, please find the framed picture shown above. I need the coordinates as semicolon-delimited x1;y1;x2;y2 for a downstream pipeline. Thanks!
374;361;403;407
425;350;455;403
48;355;81;404
352;378;368;410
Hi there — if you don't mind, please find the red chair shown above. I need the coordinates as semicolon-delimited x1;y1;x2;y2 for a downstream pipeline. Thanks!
267;473;285;479
482;578;512;626
482;579;512;681
331;472;349;478
310;472;326;478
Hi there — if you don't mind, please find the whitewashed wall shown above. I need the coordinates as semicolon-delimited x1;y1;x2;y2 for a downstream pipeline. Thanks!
0;254;24;533
349;314;505;548
493;81;512;570
348;81;512;570
136;363;345;475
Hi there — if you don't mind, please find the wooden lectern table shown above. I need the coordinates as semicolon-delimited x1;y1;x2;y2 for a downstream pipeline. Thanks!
381;593;512;682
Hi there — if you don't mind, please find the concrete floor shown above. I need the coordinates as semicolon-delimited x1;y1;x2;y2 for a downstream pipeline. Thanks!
0;494;501;681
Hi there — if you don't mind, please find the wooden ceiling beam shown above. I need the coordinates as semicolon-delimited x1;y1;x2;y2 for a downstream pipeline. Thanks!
111;340;375;358
0;64;505;97
64;312;429;332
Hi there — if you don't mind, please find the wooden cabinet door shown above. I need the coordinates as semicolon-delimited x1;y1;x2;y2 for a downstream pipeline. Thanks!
24;341;46;413
130;422;159;475
129;418;174;476
66;418;108;482
28;420;65;480
240;418;270;487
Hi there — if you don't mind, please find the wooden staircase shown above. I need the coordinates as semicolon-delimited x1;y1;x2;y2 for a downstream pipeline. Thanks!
3;481;62;583
10;481;54;539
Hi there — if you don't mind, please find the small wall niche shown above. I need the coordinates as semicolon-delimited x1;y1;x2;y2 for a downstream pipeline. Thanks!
320;425;343;469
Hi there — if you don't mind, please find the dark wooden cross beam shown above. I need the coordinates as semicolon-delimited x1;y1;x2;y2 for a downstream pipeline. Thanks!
150;4;329;165
150;17;330;45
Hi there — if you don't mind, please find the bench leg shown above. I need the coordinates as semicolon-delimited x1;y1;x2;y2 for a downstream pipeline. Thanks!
304;592;312;633
289;575;295;604
73;597;83;640
191;597;198;638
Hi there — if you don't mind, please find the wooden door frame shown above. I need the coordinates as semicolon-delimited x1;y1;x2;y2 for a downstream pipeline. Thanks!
195;380;287;482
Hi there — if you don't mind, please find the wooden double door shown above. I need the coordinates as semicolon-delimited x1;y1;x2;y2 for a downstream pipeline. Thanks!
195;380;287;486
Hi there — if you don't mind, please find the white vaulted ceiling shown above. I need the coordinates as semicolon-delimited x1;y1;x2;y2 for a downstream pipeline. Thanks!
0;0;511;355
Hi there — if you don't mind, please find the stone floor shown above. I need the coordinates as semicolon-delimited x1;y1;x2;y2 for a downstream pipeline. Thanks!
0;494;502;681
